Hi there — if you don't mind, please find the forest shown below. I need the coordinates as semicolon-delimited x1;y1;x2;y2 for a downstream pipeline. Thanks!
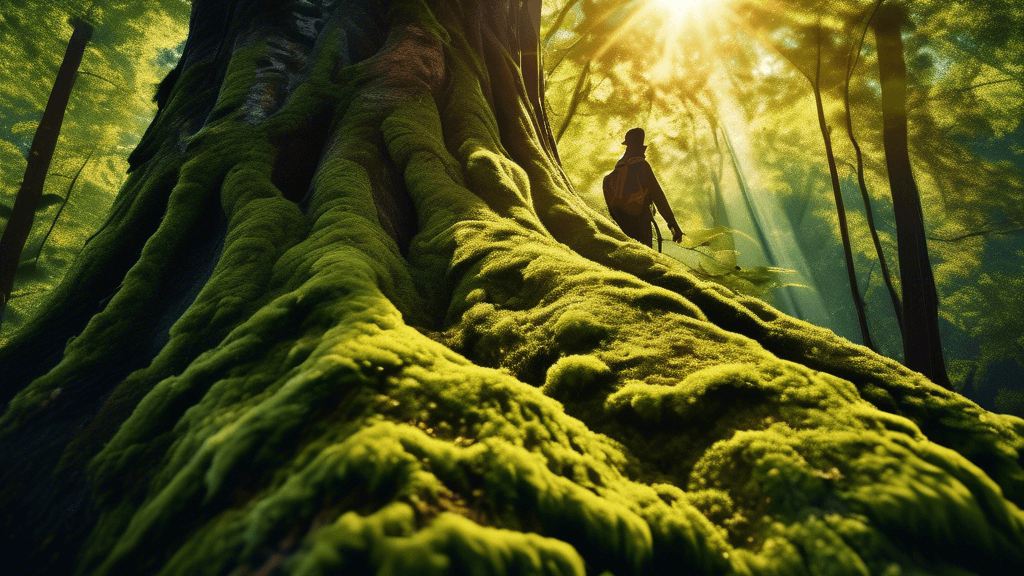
1;0;1022;574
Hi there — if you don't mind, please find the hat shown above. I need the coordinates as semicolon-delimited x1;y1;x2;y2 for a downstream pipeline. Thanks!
622;127;646;147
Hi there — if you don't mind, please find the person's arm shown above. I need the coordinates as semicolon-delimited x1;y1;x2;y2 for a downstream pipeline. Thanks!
640;162;683;242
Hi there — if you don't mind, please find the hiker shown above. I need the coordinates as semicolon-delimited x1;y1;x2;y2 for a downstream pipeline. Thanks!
603;128;683;251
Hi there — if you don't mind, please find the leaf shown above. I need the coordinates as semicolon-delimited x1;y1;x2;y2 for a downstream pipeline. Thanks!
696;249;740;276
677;225;758;250
732;265;796;289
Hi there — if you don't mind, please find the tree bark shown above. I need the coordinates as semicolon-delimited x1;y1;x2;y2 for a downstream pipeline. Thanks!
0;18;93;318
0;1;1019;574
873;3;952;389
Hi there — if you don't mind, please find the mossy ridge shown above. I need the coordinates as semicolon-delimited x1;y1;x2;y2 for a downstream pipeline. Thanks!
105;2;1024;569
401;24;1024;561
83;276;735;575
73;3;727;574
599;263;1024;507
434;214;1024;571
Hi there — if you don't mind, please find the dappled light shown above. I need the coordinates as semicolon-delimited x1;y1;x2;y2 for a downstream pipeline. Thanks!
0;1;188;341
544;0;1023;410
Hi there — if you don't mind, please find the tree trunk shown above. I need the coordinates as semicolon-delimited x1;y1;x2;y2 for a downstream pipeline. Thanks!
32;151;94;264
873;3;952;389
810;30;875;352
0;1;1020;574
845;40;904;338
0;18;93;318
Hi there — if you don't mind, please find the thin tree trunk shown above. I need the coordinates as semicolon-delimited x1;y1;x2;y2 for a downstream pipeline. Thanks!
845;0;904;336
873;3;951;388
0;18;93;317
32;150;94;263
555;61;591;142
811;25;876;351
736;18;874;347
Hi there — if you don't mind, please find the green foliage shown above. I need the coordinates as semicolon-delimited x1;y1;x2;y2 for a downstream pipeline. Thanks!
543;0;1023;408
0;0;188;338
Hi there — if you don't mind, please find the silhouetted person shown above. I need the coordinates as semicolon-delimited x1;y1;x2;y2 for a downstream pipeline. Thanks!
603;128;683;250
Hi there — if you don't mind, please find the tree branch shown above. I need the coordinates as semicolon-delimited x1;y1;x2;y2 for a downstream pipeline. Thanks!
928;227;1024;242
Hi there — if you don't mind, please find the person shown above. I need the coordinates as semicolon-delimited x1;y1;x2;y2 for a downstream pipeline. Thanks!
602;127;683;250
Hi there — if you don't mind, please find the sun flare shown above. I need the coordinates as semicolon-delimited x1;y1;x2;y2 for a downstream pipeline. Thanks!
655;0;716;19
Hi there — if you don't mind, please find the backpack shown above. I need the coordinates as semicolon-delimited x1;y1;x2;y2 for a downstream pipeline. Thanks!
603;158;649;219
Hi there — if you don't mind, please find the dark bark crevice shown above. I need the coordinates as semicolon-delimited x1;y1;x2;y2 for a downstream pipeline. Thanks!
271;104;335;204
372;132;418;255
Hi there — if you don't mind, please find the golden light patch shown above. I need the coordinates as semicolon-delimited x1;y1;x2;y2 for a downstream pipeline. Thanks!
654;0;717;19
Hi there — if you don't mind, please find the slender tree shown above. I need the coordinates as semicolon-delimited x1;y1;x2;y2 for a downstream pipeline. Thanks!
843;0;904;336
0;1;1020;575
808;24;875;351
0;18;93;317
873;2;951;389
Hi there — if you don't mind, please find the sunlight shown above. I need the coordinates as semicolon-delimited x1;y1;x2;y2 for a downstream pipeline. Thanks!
642;0;727;86
655;0;717;20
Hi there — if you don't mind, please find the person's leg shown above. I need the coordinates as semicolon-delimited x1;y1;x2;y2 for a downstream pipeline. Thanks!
619;216;653;247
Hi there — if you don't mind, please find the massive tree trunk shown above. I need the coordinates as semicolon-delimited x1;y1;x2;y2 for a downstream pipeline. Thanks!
1;1;1023;574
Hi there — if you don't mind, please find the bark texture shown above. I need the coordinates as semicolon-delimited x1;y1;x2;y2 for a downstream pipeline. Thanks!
1;1;1022;575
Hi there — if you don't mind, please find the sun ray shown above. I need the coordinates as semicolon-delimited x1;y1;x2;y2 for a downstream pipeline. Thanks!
655;0;717;19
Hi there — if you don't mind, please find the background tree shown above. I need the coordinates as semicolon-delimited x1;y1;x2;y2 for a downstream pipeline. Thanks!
871;1;950;388
2;1;1024;575
0;0;188;334
0;17;92;315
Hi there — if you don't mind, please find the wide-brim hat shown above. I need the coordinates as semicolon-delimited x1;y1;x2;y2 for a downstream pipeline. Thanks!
622;127;645;147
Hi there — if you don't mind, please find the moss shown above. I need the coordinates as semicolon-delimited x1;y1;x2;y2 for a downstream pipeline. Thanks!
552;310;611;353
543;355;613;400
3;1;1024;575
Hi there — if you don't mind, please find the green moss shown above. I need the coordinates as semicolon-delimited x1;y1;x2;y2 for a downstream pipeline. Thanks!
4;1;1024;575
552;309;611;352
543;355;613;400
